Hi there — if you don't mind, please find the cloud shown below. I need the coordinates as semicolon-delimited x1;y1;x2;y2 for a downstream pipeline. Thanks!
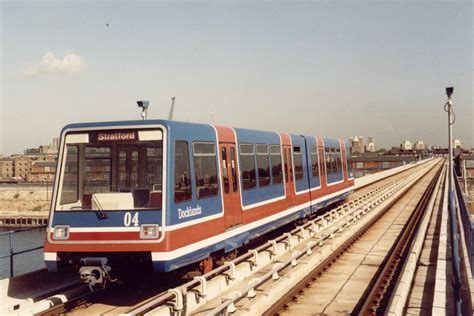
23;52;86;77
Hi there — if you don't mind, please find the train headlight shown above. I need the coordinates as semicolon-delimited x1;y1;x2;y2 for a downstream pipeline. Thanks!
53;225;70;240
140;224;159;239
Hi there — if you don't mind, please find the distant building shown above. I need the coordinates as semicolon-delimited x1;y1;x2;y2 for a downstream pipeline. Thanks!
30;161;57;182
400;140;413;150
414;141;427;150
464;154;474;179
13;156;33;180
453;139;463;149
0;158;14;179
24;148;41;155
350;136;365;154
365;136;376;152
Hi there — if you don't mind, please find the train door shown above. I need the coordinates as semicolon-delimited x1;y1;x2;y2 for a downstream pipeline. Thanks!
219;143;242;229
283;145;296;208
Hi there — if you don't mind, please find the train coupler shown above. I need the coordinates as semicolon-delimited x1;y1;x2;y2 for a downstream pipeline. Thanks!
79;257;118;290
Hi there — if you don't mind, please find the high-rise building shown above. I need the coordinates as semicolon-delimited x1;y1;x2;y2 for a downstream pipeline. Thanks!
365;136;375;152
414;141;427;150
350;136;365;153
400;140;413;150
453;139;463;149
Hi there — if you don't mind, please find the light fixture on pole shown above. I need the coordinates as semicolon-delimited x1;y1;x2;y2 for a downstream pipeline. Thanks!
137;101;149;120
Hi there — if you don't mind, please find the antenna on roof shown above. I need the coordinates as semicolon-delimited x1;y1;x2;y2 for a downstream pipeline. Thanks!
185;111;189;122
211;111;215;124
137;101;149;120
168;96;176;120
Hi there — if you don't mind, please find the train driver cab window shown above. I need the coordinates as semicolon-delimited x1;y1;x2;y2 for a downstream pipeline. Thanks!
270;145;283;184
60;145;79;205
293;146;304;180
57;129;163;211
256;144;270;187
174;141;192;202
193;142;218;199
240;143;256;190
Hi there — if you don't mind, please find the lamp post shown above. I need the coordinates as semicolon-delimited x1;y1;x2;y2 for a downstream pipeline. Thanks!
445;86;463;315
445;87;454;190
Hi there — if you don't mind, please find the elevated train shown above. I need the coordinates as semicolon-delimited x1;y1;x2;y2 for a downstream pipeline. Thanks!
44;120;354;285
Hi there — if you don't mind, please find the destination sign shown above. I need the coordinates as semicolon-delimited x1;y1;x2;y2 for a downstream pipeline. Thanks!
96;131;137;142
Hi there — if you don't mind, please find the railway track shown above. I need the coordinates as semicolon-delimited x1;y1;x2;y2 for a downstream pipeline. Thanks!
253;160;443;315
20;159;436;316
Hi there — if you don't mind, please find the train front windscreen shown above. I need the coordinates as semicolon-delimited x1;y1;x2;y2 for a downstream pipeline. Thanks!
56;129;163;211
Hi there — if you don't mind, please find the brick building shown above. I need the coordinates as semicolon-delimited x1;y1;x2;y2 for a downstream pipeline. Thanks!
30;161;57;182
0;158;14;179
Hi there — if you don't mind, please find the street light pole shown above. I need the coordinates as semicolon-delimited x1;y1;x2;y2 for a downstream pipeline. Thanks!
445;86;462;315
445;87;454;190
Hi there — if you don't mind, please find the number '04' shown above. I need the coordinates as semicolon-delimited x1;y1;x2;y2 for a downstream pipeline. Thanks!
124;212;139;227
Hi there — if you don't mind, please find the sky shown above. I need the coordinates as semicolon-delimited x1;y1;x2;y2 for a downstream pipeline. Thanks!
1;1;472;155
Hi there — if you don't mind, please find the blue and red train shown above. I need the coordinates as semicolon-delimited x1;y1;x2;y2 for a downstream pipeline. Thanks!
44;120;354;284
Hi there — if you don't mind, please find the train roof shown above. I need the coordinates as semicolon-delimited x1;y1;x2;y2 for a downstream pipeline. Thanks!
61;119;343;144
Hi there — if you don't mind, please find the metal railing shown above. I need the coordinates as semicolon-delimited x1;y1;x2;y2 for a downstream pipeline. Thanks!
0;225;46;278
454;174;474;274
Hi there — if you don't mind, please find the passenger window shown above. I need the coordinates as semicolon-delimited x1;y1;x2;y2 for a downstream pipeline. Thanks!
230;147;238;192
221;146;229;193
240;143;256;190
331;148;336;173
293;146;304;180
336;148;341;173
256;144;270;187
270;145;283;184
283;148;289;183
311;145;319;178
325;147;332;174
174;141;192;203
193;142;218;199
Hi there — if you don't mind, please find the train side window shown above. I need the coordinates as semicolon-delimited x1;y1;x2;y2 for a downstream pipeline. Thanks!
221;146;229;193
60;145;79;205
174;141;192;203
230;147;238;192
332;148;336;173
283;148;289;183
325;147;332;175
336;148;342;173
270;145;283;184
311;145;319;178
240;143;256;190
293;146;304;180
256;144;270;187
193;142;218;199
347;148;353;178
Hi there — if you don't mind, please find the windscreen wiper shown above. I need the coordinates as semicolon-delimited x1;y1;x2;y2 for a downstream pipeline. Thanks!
83;180;108;220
